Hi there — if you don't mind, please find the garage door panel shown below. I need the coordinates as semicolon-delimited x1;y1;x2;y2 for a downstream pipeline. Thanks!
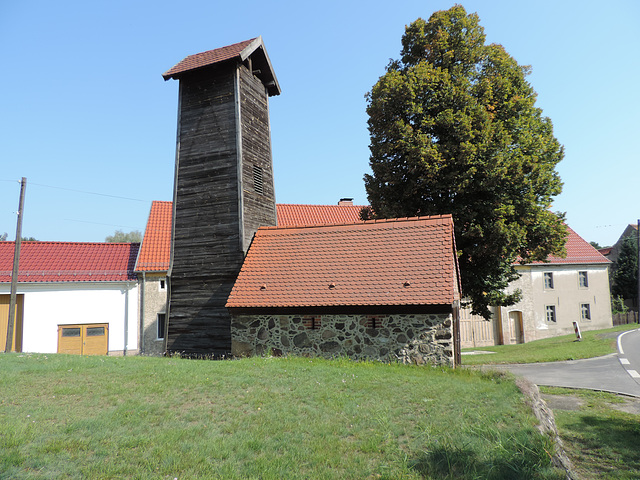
1;295;24;352
84;325;108;355
58;324;108;355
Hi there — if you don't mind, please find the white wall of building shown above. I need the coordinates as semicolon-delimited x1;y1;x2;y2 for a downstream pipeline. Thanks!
0;282;138;354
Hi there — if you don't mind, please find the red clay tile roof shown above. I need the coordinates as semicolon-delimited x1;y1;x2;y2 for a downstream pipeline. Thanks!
276;203;365;227
135;201;173;272
163;38;256;79
137;201;369;272
0;242;139;283
527;226;610;265
226;215;460;309
162;36;281;96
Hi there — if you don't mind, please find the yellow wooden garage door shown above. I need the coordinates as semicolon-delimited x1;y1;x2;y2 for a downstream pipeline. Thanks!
58;324;108;355
0;294;24;352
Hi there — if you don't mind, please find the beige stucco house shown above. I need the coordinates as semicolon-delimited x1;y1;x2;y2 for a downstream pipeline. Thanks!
461;226;613;347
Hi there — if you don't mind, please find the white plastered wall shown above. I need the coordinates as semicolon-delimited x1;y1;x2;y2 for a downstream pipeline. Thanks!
0;282;138;354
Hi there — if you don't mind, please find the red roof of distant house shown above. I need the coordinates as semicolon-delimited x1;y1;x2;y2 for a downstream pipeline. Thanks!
527;226;610;265
226;215;460;309
276;203;364;227
598;247;612;257
0;242;139;283
135;201;173;272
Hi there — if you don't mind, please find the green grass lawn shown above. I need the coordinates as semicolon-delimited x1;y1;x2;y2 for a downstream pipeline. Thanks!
462;324;639;366
540;387;640;480
0;354;565;479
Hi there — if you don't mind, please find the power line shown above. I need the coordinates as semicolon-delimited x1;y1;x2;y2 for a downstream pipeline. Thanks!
64;219;141;230
30;181;147;202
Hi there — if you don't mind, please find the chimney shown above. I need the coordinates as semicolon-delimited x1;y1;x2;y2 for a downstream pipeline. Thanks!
338;198;353;206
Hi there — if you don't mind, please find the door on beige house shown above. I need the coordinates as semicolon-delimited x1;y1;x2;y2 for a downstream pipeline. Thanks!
57;324;108;355
0;294;24;352
508;311;524;344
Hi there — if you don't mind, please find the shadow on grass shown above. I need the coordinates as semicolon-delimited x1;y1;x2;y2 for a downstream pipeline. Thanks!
407;440;564;480
560;413;640;475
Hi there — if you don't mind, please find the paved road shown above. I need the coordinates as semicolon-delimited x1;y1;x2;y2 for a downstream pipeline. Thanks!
490;327;640;397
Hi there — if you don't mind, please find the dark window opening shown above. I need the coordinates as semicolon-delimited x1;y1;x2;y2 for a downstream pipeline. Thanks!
157;313;166;340
86;327;105;337
303;316;321;330
61;327;81;337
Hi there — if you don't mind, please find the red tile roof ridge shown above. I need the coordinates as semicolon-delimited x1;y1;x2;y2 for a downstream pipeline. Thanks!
277;203;365;207
163;37;258;79
5;241;140;246
261;214;452;231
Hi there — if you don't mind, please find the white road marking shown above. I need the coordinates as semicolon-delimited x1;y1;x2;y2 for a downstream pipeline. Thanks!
617;328;640;355
627;370;640;378
620;358;630;365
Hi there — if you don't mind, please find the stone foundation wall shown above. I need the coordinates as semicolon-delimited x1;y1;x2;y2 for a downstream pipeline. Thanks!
231;312;455;367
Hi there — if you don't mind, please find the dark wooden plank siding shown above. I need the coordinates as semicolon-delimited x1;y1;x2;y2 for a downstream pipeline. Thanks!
167;67;243;356
239;66;277;250
167;62;277;356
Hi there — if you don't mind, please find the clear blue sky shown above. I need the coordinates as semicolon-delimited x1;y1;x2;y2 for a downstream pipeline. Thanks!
1;0;638;247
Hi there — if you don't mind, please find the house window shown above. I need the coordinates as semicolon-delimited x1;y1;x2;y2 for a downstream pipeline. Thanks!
544;272;554;289
253;165;264;195
578;271;588;288
545;305;557;323
580;303;591;321
157;313;166;340
159;278;166;291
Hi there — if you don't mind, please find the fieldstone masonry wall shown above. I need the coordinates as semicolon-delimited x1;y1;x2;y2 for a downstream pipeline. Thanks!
231;312;455;367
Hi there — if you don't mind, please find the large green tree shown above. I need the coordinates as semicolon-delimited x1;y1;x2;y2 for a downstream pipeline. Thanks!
612;236;638;305
364;6;567;317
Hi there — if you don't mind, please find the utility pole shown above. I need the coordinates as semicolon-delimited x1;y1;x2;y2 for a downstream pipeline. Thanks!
5;178;26;353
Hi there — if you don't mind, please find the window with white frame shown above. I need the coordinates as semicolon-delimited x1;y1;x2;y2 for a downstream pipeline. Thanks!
159;278;166;291
157;313;166;340
578;271;588;288
545;305;557;323
544;272;554;289
580;303;591;321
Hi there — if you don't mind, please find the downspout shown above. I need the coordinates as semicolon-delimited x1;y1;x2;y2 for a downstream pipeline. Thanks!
124;283;129;356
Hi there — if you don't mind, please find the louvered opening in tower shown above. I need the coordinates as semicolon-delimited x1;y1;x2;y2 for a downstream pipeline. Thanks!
253;165;264;195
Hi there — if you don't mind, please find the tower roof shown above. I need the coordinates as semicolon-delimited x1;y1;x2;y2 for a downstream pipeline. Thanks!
162;36;280;96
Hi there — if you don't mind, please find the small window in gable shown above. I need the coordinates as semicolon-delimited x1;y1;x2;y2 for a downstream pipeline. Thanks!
253;165;264;195
578;271;588;288
544;272;554;289
159;278;166;291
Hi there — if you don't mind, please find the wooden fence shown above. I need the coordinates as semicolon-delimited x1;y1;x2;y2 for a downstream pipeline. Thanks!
613;311;639;326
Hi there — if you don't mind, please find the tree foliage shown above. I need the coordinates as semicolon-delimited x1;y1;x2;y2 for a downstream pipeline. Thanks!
0;233;36;241
364;6;567;317
612;235;638;303
105;230;142;243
